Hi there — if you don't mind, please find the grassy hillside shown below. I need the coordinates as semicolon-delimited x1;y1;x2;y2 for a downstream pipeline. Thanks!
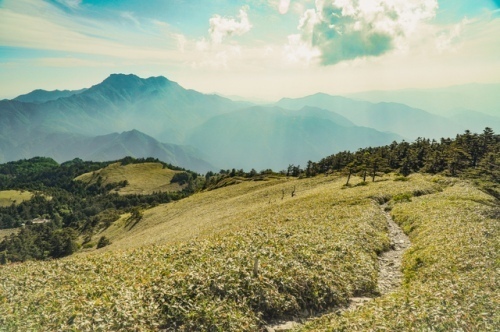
301;180;499;331
0;174;498;331
0;227;19;239
75;162;186;195
0;190;33;207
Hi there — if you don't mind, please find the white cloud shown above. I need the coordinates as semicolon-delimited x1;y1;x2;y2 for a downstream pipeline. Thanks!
176;34;187;52
288;0;439;65
208;7;252;44
283;34;321;65
196;38;209;51
279;0;291;14
435;18;468;53
191;7;254;69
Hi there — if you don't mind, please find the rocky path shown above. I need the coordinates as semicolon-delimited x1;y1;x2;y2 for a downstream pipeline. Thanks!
345;204;411;312
376;204;411;295
266;204;411;331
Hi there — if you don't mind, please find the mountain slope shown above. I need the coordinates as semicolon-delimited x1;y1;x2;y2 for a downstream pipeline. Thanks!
1;129;214;173
276;93;464;140
1;74;249;144
39;74;249;143
188;106;401;170
14;88;87;103
0;74;250;170
2;174;496;331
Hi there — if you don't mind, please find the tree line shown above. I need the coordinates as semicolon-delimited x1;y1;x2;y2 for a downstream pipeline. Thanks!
306;128;499;196
0;157;198;263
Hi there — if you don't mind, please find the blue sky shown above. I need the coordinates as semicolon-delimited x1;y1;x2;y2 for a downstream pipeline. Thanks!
0;0;499;100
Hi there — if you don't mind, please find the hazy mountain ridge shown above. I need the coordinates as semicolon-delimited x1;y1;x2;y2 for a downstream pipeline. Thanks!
3;129;214;174
446;109;500;133
276;93;466;140
8;74;248;143
13;88;87;104
346;83;500;117
188;106;401;170
1;74;495;173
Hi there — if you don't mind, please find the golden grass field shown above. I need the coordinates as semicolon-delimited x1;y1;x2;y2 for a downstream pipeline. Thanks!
0;173;498;331
0;227;19;239
0;190;33;207
90;174;429;252
75;162;185;195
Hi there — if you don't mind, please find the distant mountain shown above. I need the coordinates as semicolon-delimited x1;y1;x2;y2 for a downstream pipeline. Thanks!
446;109;500;133
346;83;500;117
14;88;87;103
0;129;214;173
4;74;493;173
276;93;464;140
1;74;248;144
188;106;401;170
0;74;249;171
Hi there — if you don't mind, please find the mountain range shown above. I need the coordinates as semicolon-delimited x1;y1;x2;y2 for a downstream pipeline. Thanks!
346;83;500;117
1;74;498;172
276;93;465;140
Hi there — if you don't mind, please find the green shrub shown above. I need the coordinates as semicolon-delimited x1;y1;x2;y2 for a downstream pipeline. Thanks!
96;236;111;249
392;192;412;203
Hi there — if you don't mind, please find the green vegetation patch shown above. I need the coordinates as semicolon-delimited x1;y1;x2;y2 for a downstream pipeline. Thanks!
0;190;33;207
300;182;499;331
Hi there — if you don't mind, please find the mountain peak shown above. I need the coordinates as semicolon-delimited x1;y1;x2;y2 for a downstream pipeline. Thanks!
100;73;143;89
95;73;176;92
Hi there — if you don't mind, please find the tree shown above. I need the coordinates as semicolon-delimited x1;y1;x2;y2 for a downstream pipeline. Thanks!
345;162;357;186
0;251;8;265
369;154;388;182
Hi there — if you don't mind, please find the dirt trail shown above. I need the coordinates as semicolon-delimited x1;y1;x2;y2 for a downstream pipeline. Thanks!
377;204;411;295
266;204;411;331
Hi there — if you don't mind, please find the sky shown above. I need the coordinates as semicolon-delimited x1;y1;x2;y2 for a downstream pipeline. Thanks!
0;0;499;101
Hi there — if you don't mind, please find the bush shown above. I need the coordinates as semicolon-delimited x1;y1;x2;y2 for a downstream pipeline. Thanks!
96;236;111;249
170;172;191;185
392;192;412;203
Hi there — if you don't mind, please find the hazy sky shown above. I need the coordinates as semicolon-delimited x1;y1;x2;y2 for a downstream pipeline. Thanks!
1;0;499;100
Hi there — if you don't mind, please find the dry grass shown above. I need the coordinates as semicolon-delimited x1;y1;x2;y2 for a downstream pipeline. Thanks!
74;162;185;195
300;180;499;331
0;227;19;239
0;173;451;331
0;190;33;207
90;174;438;253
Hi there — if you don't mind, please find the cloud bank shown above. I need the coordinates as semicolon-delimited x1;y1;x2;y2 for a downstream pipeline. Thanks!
209;7;252;44
290;0;439;65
